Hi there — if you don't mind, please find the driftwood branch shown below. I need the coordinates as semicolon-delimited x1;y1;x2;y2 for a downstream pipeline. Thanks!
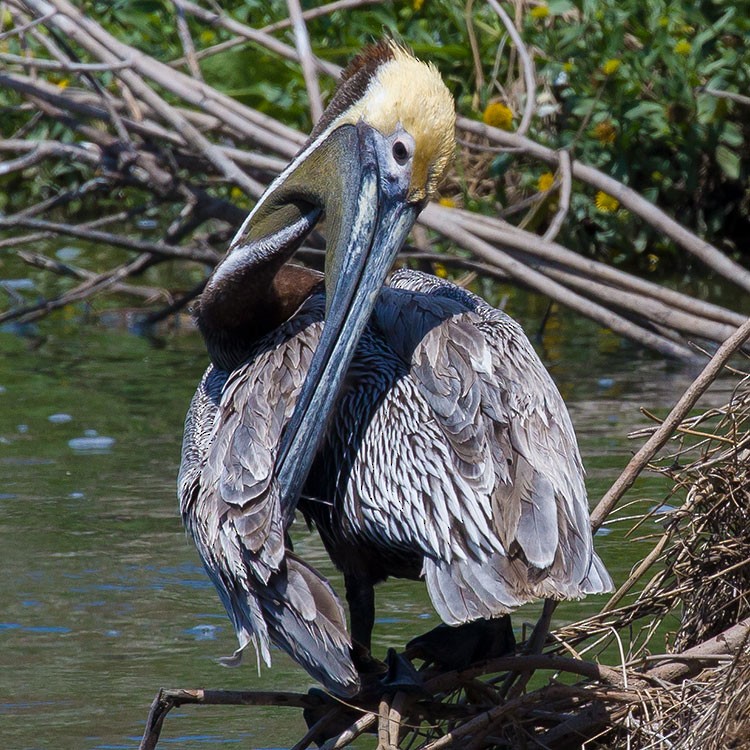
542;149;571;242
422;204;699;362
140;689;325;750
0;252;156;324
591;316;750;530
172;0;203;81
18;250;168;301
648;617;750;682
486;0;535;136
458;118;750;295
0;215;218;264
286;0;324;123
701;87;750;108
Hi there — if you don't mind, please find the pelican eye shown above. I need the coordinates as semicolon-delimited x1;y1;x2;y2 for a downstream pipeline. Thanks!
392;139;410;164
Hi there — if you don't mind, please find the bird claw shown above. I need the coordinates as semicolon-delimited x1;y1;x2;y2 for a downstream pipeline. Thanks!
378;648;428;694
406;616;516;671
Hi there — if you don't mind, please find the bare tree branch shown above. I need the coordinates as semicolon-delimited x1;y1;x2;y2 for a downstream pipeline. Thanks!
286;0;324;123
0;50;131;70
0;215;219;263
543;149;571;242
486;0;536;136
172;0;203;80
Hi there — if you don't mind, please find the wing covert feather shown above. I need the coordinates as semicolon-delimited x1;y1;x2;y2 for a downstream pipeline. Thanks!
356;270;613;609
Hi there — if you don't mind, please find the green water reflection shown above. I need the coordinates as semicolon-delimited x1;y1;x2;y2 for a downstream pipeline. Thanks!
0;302;737;750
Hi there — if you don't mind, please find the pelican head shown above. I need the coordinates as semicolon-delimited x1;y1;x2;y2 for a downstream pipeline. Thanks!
222;40;455;512
314;39;455;204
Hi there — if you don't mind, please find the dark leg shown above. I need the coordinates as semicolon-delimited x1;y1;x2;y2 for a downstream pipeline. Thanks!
345;575;386;682
344;573;375;651
526;598;557;655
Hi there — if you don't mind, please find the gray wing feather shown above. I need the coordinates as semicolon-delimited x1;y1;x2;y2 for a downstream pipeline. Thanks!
179;298;358;696
423;553;532;624
360;270;612;619
179;365;275;664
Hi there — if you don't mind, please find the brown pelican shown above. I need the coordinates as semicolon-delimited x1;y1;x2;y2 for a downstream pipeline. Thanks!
178;40;612;698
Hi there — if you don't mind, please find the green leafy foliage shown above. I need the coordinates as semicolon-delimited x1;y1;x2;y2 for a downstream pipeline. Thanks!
520;0;749;269
1;0;747;274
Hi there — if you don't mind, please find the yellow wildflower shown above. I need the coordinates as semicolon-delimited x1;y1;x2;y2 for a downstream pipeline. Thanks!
530;4;549;19
439;197;456;208
674;39;691;56
482;102;514;131
595;191;619;213
562;61;573;73
647;253;659;272
57;78;70;90
601;58;621;76
200;29;216;45
593;120;616;145
413;0;425;9
537;172;555;192
230;186;245;202
433;262;449;279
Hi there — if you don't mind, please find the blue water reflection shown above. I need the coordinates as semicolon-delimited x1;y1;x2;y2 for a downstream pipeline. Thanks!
0;302;738;750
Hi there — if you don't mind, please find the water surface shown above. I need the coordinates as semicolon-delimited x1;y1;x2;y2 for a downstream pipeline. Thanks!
0;297;738;749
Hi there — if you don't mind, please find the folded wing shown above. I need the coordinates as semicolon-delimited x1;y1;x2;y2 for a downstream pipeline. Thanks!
338;270;612;624
178;297;359;696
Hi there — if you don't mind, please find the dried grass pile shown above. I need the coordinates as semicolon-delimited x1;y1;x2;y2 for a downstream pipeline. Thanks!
558;368;750;750
665;392;750;651
626;372;750;750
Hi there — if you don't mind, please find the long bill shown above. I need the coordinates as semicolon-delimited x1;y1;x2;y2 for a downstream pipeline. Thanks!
275;122;420;522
